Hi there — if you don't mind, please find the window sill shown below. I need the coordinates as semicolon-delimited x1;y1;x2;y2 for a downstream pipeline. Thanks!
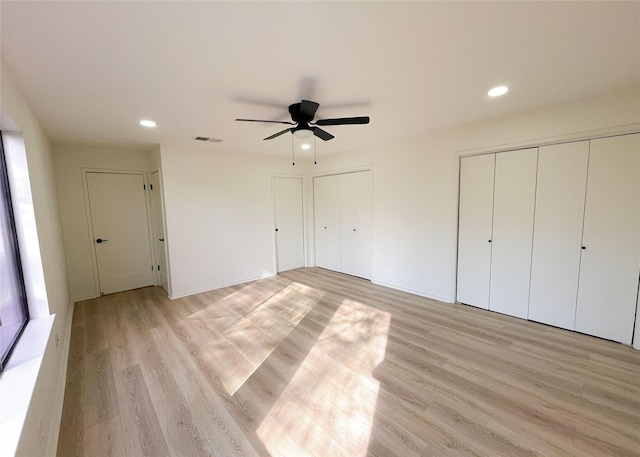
0;315;55;457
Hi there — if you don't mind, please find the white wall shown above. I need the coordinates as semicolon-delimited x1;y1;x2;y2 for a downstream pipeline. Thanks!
149;143;162;172
53;144;152;300
161;144;309;298
1;60;72;456
311;85;640;303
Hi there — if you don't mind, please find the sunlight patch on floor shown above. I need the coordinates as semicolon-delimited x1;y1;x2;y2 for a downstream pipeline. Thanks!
203;281;324;395
257;299;391;457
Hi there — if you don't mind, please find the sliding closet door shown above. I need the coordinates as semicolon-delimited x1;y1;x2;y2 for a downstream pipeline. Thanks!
489;148;538;318
457;154;495;309
575;134;640;344
528;141;589;330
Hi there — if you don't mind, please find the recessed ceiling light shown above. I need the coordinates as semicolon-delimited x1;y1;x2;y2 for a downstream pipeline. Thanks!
140;119;156;128
301;143;311;150
488;86;509;97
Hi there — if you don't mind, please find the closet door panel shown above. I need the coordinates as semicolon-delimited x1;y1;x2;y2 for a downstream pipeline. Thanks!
528;141;589;330
489;148;538;318
575;134;640;344
457;154;495;310
325;175;342;272
338;171;373;279
313;177;328;269
352;171;373;279
340;173;358;276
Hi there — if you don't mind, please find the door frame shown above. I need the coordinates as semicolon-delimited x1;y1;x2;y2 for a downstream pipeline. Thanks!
150;169;171;295
81;168;156;297
271;174;307;273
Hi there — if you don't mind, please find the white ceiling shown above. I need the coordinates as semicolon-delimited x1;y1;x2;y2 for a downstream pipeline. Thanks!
1;1;639;156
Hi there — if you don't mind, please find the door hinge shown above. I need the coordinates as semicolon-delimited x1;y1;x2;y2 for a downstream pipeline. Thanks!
143;184;146;190
150;184;153;190
151;265;153;271
157;265;160;271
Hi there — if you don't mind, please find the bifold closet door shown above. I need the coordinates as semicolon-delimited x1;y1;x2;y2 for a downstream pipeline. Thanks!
314;173;343;272
325;174;343;272
528;141;589;330
314;171;373;279
457;154;495;309
488;148;538;318
313;177;328;269
340;171;373;279
575;133;640;344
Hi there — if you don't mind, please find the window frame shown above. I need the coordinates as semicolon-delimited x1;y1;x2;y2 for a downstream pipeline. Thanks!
0;132;30;372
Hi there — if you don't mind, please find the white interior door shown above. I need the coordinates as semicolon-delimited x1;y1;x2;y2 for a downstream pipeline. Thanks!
457;154;495;309
150;170;169;292
87;172;154;295
575;134;640;344
528;141;589;329
489;148;538;318
273;176;305;272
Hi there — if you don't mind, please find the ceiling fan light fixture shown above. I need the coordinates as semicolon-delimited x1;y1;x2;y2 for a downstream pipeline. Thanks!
488;86;509;97
293;128;313;139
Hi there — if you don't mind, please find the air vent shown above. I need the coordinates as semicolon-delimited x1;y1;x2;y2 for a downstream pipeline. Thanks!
192;136;222;143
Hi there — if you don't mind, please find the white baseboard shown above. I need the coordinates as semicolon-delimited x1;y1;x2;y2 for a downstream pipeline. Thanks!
169;272;277;300
372;279;454;303
72;294;98;303
45;301;74;456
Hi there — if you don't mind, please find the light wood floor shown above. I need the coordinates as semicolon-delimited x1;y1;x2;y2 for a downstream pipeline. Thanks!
57;267;640;457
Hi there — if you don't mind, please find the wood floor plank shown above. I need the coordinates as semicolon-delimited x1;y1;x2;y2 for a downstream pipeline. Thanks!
84;415;126;457
103;306;136;371
56;324;85;457
113;364;170;457
150;324;263;457
120;309;216;457
84;348;119;429
83;300;108;354
58;267;640;457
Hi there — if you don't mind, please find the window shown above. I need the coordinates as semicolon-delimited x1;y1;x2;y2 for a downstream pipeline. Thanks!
0;132;29;372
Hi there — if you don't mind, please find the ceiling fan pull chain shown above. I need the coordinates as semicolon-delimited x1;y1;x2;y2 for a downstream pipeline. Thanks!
314;135;317;165
291;133;295;166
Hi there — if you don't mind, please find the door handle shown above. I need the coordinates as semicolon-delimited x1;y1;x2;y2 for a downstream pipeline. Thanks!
95;238;108;244
275;228;279;232
159;238;165;242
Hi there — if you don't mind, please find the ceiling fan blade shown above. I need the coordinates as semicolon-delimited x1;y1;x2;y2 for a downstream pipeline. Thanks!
300;100;320;120
264;128;293;140
315;116;370;126
313;127;334;141
236;118;295;125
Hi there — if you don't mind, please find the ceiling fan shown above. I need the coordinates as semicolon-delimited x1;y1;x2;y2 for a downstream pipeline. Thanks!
235;99;370;141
